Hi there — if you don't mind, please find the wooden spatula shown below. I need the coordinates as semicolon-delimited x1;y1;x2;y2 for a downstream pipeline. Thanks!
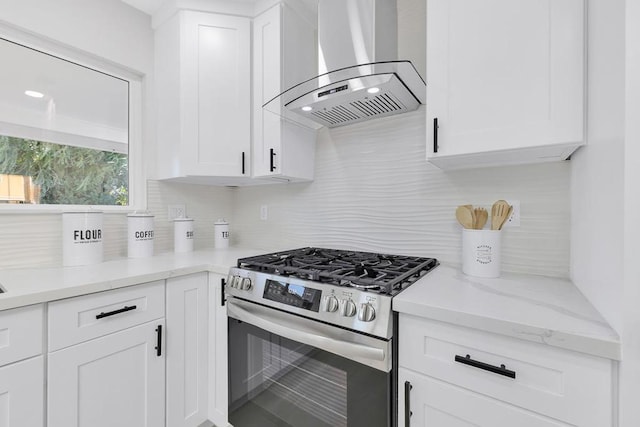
491;200;511;230
455;205;474;229
474;207;488;229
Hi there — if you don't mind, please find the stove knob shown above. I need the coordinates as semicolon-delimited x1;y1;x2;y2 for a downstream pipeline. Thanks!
230;276;239;289
340;299;357;317
358;303;376;322
321;295;339;312
240;277;252;291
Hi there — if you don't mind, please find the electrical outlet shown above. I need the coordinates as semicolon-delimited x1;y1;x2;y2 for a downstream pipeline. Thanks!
260;205;268;221
504;200;520;227
168;204;186;221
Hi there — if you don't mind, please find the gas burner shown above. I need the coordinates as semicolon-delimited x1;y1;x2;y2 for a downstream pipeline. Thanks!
238;247;438;295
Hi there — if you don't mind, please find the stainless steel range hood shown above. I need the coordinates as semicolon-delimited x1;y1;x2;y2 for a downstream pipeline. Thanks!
264;0;426;130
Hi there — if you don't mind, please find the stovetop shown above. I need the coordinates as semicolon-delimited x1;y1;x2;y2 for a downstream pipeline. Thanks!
237;247;438;296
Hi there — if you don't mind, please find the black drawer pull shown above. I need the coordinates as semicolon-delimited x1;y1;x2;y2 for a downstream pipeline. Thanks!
96;305;137;319
155;324;162;357
455;354;516;379
404;380;413;426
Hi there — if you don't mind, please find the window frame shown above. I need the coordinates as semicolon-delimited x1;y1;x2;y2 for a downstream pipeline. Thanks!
0;25;145;213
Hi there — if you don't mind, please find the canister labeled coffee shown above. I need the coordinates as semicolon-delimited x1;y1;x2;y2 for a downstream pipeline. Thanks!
127;213;154;258
62;211;104;266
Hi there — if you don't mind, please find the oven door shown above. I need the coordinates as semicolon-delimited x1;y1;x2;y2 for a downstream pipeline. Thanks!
227;297;393;427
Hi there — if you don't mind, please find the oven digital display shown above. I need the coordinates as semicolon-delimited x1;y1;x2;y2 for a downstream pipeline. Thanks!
263;279;321;312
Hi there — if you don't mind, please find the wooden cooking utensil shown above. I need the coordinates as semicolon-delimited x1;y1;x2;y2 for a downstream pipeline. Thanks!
491;200;511;230
474;207;488;229
455;205;474;229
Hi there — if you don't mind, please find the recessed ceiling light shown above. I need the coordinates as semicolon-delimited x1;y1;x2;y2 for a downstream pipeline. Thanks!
302;106;313;112
367;87;381;94
25;90;44;98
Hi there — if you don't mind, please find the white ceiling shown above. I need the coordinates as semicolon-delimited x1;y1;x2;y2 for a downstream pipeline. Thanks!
121;0;267;16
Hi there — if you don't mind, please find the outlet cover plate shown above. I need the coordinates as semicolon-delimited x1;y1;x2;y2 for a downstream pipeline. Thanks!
168;204;186;221
504;200;520;227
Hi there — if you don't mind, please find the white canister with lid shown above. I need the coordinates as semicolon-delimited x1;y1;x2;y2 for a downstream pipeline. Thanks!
127;213;154;258
214;219;229;249
174;217;194;253
62;211;104;266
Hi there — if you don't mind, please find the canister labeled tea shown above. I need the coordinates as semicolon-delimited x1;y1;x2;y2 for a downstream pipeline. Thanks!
214;219;229;249
62;211;104;266
174;218;194;253
127;213;154;258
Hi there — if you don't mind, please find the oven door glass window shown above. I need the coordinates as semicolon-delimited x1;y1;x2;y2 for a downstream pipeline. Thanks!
228;317;391;427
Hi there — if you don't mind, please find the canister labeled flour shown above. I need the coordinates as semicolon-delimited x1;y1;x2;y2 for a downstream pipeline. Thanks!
62;211;103;266
174;217;194;253
214;219;229;249
127;213;154;258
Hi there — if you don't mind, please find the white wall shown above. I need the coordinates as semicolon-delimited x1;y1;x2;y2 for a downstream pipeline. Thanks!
232;108;572;277
0;0;153;73
570;0;625;337
620;1;640;425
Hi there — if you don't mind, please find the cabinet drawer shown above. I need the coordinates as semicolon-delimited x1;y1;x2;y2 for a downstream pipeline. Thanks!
0;304;43;366
399;367;574;427
398;315;612;427
49;281;164;352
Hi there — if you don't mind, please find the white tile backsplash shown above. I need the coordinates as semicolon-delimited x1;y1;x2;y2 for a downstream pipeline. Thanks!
231;108;571;277
0;108;570;277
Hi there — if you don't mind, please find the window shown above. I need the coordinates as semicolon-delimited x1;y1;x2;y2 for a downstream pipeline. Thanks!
0;36;137;207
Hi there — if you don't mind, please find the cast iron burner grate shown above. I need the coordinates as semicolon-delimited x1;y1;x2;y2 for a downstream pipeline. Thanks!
237;247;438;295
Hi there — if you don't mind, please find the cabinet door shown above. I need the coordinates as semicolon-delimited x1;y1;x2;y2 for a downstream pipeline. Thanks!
399;368;573;427
252;4;316;182
182;11;251;177
166;273;209;427
208;273;228;427
48;321;165;427
0;357;44;427
426;0;584;169
253;5;283;178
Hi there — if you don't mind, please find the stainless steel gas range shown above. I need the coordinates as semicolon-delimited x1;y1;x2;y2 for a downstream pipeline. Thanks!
225;247;438;427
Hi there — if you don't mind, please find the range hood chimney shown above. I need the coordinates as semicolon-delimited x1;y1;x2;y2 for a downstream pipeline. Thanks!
264;0;426;130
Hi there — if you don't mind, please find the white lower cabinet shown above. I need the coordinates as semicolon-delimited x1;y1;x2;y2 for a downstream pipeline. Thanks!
47;283;166;427
166;273;210;427
47;320;165;427
208;273;228;427
0;356;44;427
399;314;613;427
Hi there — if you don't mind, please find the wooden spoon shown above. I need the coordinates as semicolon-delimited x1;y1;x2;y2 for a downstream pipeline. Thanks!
455;205;474;229
474;207;488;229
491;200;511;230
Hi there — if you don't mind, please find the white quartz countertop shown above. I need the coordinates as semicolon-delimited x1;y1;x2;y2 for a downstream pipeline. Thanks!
0;248;264;311
393;264;621;360
0;250;621;361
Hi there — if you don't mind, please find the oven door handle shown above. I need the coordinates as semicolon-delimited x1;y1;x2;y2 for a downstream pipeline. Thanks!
227;299;386;364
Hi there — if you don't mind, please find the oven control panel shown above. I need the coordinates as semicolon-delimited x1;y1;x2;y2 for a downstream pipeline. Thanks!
226;268;394;339
263;279;322;312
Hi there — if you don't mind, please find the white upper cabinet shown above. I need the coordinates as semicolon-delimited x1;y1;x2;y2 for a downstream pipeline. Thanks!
426;0;585;170
155;11;252;184
252;3;317;182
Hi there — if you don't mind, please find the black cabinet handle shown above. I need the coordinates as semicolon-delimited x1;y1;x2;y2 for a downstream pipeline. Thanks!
433;118;439;153
155;325;162;357
221;278;226;307
242;152;246;175
455;354;516;379
96;305;137;319
270;148;276;172
404;380;413;426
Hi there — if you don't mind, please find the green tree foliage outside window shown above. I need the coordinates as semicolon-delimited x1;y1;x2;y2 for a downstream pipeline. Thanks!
0;135;128;205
